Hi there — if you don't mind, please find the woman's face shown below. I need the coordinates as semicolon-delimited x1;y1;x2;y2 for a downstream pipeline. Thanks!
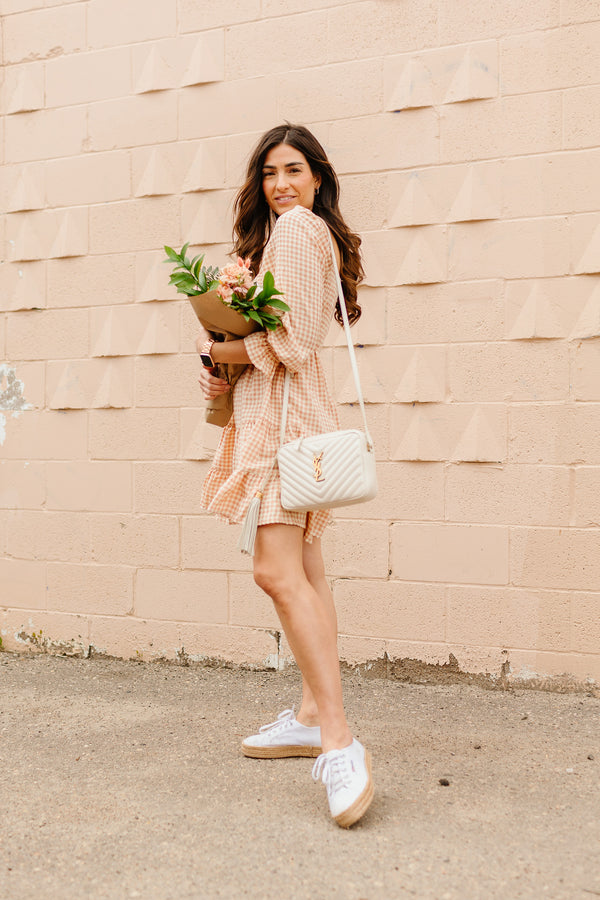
262;143;321;217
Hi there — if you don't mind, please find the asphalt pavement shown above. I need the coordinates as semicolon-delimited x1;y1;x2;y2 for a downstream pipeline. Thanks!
1;653;599;900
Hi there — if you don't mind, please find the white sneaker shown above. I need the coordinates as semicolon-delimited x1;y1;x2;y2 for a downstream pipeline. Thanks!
312;738;374;828
241;708;322;759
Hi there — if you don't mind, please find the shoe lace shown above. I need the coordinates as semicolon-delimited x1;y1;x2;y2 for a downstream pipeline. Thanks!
312;750;353;796
258;707;295;735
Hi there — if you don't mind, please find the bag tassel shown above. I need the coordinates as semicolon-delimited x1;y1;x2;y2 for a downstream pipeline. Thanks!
237;491;262;556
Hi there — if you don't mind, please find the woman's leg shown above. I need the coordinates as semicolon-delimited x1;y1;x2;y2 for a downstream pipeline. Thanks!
296;536;337;728
253;523;351;753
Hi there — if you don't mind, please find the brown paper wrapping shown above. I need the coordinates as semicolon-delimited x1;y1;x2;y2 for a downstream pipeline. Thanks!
188;291;260;428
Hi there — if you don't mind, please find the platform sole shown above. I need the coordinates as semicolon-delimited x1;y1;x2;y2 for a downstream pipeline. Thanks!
333;750;374;828
241;743;322;759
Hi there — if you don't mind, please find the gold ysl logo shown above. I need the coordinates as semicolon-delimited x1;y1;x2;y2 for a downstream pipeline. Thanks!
312;451;325;483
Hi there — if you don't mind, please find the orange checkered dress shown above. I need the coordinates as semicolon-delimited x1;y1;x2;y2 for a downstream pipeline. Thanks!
201;205;340;542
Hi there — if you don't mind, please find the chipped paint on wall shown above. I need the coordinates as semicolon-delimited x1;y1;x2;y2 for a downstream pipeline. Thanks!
0;365;32;444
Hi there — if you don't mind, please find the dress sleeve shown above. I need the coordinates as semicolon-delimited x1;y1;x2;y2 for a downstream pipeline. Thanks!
244;207;332;376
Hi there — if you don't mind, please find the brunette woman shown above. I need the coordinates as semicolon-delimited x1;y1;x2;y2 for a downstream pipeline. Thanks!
197;124;373;828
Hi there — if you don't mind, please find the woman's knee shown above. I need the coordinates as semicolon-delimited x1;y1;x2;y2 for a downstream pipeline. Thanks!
253;563;299;606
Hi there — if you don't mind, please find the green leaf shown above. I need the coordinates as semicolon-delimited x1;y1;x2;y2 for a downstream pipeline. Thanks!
193;256;205;279
181;242;190;259
247;309;262;323
164;245;181;263
198;271;207;292
262;270;275;293
245;285;257;300
173;276;197;291
267;298;290;312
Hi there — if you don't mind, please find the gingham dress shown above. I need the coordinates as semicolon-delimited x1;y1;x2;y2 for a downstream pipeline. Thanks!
200;205;340;541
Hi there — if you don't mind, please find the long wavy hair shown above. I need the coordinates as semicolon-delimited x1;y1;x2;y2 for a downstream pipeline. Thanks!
232;124;363;325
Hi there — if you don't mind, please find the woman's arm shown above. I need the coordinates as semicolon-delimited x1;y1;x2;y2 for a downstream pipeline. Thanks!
244;208;330;378
194;333;251;365
210;338;251;366
194;334;249;399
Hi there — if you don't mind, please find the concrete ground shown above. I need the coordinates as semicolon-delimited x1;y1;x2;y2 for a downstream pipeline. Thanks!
1;653;599;900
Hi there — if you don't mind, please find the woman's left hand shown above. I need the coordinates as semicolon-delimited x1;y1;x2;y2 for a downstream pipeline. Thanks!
197;366;230;400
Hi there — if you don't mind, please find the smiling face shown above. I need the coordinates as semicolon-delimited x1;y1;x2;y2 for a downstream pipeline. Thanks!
262;143;321;217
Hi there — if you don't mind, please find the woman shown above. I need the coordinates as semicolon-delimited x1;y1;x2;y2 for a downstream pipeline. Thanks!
197;124;373;828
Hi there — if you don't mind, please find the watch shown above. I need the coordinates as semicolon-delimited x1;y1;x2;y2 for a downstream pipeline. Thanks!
200;339;216;369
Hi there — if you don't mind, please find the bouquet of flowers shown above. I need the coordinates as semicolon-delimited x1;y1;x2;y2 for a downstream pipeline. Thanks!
164;244;289;426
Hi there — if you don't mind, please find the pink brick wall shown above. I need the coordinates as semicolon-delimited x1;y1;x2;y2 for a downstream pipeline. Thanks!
1;0;599;686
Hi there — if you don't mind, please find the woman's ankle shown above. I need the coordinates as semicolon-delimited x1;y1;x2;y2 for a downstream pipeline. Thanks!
321;726;353;754
297;706;320;728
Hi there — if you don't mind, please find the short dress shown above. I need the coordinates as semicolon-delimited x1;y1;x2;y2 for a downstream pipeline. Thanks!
200;204;341;542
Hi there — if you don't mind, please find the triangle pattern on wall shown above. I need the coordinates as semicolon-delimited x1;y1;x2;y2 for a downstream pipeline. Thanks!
574;222;600;275
386;56;434;111
398;229;447;285
181;32;225;87
135;148;178;197
91;309;129;357
393;408;445;461
8;169;45;213
394;350;445;402
443;46;497;105
9;218;44;262
6;66;44;114
137;307;179;356
48;362;86;409
48;211;88;259
182;144;225;193
451;408;504;462
447;167;500;223
336;352;385;404
136;253;171;303
570;281;600;339
92;361;132;408
134;45;175;93
508;283;564;339
1;263;45;312
389;174;439;227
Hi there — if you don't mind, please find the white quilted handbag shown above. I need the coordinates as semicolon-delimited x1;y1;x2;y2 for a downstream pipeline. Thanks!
278;425;376;512
238;228;377;554
278;230;377;512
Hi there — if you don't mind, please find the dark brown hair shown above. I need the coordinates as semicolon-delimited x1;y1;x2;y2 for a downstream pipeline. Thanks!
232;123;363;325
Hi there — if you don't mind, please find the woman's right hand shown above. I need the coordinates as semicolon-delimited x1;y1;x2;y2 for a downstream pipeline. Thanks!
198;366;230;400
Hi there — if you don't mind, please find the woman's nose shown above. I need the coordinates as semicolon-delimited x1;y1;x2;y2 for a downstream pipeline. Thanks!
275;171;289;189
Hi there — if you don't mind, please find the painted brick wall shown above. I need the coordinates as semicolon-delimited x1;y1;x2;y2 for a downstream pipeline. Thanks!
1;0;600;686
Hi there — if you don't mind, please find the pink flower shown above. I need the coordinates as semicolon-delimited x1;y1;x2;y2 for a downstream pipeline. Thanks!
218;258;253;294
217;284;233;302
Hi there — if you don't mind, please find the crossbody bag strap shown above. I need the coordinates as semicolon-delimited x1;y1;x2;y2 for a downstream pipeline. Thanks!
280;227;373;450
